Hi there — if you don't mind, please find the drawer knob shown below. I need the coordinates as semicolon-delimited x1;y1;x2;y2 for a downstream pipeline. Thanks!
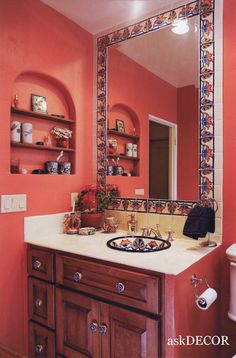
73;271;83;282
34;298;43;307
89;321;98;333
35;344;43;353
115;282;125;293
33;260;42;270
99;324;108;335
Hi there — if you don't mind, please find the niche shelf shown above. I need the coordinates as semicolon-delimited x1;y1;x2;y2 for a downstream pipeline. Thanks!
11;142;75;153
10;72;76;175
11;107;75;124
107;129;139;141
107;154;139;161
107;104;140;177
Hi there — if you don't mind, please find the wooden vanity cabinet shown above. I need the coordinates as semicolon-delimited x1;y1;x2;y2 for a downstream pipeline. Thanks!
56;288;160;358
27;245;162;358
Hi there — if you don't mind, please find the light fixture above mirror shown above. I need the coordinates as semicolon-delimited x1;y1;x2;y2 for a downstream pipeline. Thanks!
171;19;190;34
96;0;215;215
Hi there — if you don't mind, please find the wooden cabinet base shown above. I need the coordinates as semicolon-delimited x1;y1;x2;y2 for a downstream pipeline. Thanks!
28;245;162;358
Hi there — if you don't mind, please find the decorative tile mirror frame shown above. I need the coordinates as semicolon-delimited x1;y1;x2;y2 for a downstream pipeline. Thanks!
97;0;215;216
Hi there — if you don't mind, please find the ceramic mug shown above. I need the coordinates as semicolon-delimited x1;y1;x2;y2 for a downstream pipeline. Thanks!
113;165;124;176
126;143;133;157
132;144;138;157
22;122;33;144
58;161;71;174
107;165;113;176
44;161;58;174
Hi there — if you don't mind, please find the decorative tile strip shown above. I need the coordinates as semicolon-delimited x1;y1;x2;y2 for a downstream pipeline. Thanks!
108;198;147;212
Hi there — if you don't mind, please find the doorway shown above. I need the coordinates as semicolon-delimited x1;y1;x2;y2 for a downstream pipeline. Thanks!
149;116;177;199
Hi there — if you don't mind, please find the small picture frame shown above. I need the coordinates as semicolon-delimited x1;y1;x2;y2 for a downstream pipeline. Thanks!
31;94;48;113
116;119;125;133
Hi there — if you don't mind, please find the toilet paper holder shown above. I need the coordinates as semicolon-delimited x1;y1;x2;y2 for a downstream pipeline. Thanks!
191;273;210;299
191;274;217;309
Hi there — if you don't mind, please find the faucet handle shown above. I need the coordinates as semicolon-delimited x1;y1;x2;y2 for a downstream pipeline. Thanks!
165;228;174;242
155;224;162;239
141;227;147;236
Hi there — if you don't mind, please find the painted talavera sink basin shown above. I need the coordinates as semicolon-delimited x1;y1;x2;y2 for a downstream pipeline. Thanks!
106;235;171;253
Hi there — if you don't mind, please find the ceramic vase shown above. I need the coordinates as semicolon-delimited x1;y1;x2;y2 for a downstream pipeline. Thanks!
56;138;69;148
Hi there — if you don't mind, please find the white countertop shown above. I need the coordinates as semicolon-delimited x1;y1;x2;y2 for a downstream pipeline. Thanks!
24;212;220;276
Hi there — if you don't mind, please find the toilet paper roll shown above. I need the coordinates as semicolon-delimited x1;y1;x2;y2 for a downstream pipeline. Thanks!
196;288;217;310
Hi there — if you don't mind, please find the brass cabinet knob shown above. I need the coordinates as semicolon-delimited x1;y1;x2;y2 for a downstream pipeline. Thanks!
99;324;108;335
73;271;83;282
89;321;98;333
33;260;42;270
34;298;43;307
115;282;125;293
35;344;43;353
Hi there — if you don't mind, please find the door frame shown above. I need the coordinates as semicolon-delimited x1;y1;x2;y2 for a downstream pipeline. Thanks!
148;115;177;200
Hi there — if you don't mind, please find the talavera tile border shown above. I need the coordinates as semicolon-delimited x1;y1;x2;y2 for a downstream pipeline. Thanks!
97;0;217;215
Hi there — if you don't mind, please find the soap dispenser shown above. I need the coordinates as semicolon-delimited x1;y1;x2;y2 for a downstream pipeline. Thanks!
128;214;137;235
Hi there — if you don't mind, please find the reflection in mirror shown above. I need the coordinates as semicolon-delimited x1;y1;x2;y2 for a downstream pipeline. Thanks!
107;16;199;201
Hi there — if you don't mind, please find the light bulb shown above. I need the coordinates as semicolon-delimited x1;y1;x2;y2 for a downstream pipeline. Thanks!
171;19;189;35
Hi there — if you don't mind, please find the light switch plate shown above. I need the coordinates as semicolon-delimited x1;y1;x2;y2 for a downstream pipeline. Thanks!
0;194;27;213
135;189;145;195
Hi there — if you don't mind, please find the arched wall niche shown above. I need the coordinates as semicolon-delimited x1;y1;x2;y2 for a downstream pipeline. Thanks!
108;103;140;135
10;71;77;174
13;71;76;119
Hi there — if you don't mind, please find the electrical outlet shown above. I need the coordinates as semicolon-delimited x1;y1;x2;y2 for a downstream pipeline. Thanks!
71;192;78;207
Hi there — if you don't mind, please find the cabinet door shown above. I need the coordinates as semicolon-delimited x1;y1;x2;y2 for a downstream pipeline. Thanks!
56;288;101;358
29;322;55;358
104;305;160;358
28;278;55;329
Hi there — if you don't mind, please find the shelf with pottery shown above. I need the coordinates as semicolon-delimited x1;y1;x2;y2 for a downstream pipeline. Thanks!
10;105;75;175
107;130;140;176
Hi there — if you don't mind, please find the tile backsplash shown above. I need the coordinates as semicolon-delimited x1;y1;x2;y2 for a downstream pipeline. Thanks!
105;210;222;243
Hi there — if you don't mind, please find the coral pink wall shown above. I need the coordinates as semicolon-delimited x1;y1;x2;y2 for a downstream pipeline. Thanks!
221;0;236;356
0;0;93;354
165;247;222;358
177;85;198;200
107;48;177;198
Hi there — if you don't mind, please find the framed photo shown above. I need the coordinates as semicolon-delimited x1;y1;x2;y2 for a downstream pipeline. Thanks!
116;119;125;133
31;94;48;113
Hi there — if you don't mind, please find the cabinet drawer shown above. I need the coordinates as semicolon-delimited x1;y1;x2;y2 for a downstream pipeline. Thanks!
28;248;54;282
56;255;161;314
29;278;55;329
29;322;55;358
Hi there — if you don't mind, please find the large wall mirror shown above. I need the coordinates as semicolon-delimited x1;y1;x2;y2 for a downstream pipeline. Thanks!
97;0;215;215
